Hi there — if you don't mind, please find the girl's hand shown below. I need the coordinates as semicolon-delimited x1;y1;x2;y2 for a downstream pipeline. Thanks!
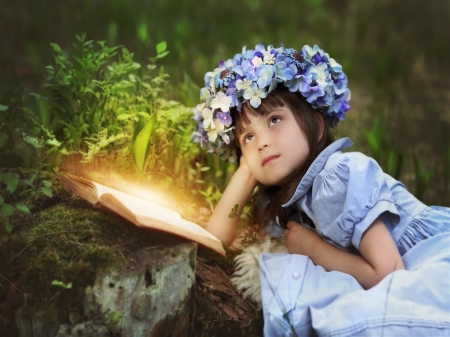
283;221;321;256
206;154;257;246
237;155;256;182
284;218;405;289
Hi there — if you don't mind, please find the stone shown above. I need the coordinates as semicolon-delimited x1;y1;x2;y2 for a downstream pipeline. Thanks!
15;241;197;337
83;241;197;337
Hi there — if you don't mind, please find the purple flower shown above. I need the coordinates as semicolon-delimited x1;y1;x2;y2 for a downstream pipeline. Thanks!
313;53;322;64
216;112;232;126
286;74;311;93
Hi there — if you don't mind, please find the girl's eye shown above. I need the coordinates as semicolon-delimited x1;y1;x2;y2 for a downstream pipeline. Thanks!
244;134;254;144
269;117;280;126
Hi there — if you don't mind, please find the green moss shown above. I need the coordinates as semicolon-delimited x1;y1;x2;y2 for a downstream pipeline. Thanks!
0;179;161;325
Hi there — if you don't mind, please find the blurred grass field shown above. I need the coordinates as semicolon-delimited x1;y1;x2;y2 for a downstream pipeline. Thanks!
1;0;449;205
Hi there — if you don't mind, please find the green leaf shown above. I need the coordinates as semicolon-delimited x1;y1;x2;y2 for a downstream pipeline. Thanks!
0;104;8;111
131;114;157;173
157;51;169;59
23;134;44;149
137;22;148;45
363;130;379;154
5;222;13;233
116;113;133;120
51;280;72;289
0;173;20;194
1;203;15;217
41;180;52;187
50;42;62;53
46;138;62;147
156;41;167;54
137;111;152;119
16;203;31;214
40;186;53;198
21;106;36;118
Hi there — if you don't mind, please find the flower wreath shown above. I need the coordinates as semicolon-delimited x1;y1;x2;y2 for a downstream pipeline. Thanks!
192;44;351;163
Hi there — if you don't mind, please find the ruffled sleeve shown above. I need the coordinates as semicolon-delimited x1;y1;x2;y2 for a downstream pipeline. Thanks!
311;152;399;249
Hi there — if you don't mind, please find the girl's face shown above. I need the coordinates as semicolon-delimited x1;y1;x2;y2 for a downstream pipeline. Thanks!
238;106;309;186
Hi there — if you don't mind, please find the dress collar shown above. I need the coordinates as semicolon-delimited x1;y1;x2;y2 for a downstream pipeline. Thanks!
282;137;353;208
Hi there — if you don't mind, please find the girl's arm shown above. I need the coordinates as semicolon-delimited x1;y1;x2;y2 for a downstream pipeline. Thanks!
206;157;258;247
284;217;405;289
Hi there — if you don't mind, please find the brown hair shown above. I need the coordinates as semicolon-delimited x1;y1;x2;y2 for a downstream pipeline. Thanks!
230;86;333;231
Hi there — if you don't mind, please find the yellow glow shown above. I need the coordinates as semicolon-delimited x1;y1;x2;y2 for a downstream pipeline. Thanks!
63;162;189;215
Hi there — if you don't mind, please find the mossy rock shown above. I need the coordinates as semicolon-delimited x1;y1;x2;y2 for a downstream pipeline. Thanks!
0;171;262;336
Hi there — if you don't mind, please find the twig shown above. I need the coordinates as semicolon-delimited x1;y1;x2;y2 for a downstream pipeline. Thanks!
0;273;20;292
117;249;127;264
6;243;33;266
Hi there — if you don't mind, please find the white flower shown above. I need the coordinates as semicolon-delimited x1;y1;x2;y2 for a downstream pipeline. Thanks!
202;108;215;130
222;133;230;144
205;68;221;92
200;88;212;100
243;83;268;108
263;51;275;65
251;56;263;67
207;119;225;142
210;92;232;113
235;78;253;91
303;44;324;58
309;63;329;87
328;58;342;74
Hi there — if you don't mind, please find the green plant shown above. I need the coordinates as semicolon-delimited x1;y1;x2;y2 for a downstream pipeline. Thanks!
0;172;30;233
198;184;224;212
0;169;53;233
51;280;73;289
26;37;201;189
363;115;404;180
413;154;433;202
228;203;259;247
105;310;123;331
5;34;242;219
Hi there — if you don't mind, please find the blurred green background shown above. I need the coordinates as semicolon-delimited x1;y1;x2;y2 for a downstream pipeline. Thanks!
1;0;449;205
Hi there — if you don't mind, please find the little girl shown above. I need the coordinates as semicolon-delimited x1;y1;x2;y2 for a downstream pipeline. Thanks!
192;44;450;336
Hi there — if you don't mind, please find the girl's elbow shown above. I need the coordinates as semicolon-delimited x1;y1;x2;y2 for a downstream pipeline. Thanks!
365;264;405;289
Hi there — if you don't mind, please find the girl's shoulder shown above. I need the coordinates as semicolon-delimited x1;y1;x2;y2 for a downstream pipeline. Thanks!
322;151;377;175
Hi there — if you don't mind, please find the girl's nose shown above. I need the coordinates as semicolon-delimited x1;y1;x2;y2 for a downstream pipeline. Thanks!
258;134;270;151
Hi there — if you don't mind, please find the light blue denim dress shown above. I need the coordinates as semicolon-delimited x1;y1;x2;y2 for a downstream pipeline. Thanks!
261;138;450;336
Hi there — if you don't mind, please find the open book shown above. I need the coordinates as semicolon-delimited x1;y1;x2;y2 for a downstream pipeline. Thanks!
60;174;226;256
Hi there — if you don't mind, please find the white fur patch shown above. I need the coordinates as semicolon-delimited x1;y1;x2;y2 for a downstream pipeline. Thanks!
231;236;288;309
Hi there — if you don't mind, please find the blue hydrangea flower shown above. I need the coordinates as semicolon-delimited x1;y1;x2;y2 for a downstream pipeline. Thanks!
243;83;268;108
192;43;351;162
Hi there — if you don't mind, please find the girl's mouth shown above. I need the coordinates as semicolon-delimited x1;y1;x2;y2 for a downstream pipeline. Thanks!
262;155;279;166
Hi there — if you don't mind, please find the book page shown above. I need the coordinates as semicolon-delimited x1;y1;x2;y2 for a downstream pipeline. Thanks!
100;193;225;254
137;213;219;241
60;175;99;205
98;191;218;241
94;183;181;220
61;174;225;255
